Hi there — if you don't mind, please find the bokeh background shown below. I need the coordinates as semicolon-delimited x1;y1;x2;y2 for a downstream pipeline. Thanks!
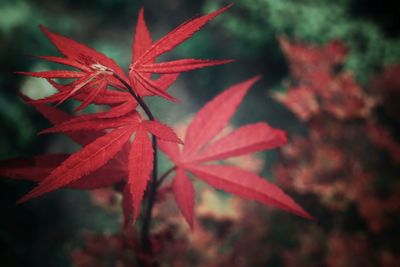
1;0;400;266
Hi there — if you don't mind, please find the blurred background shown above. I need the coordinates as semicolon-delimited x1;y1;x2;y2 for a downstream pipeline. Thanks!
1;0;399;266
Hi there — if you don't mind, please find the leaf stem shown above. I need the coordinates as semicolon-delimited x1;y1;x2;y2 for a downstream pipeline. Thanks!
113;73;157;252
112;75;154;120
156;166;176;188
141;138;157;252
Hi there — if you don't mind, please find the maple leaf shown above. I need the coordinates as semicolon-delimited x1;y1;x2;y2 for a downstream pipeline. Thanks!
17;5;234;112
17;25;131;110
0;98;130;190
2;5;314;240
129;5;234;101
16;123;136;203
0;154;127;190
159;77;313;228
40;78;133;106
120;120;183;225
16;119;181;206
15;4;235;118
0;96;182;212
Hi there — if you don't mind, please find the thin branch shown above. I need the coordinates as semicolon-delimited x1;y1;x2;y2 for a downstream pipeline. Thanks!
140;137;157;252
112;75;154;120
156;166;177;188
113;73;158;252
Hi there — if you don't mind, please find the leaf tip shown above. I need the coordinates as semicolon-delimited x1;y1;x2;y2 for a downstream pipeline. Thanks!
138;7;145;17
16;194;30;205
218;3;235;14
132;208;140;225
289;201;315;221
250;74;263;84
213;59;236;67
18;92;31;102
37;128;51;135
300;210;315;221
14;71;26;76
38;24;50;34
38;24;51;38
225;59;236;64
275;129;288;146
166;94;178;102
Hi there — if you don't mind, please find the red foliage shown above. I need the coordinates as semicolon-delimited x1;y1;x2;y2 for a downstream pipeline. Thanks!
266;37;400;267
2;5;243;221
0;6;313;265
159;76;312;227
274;38;375;121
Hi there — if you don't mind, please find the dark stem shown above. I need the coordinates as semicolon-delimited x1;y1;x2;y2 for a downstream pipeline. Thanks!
140;137;157;252
113;74;158;252
113;75;154;120
156;166;176;188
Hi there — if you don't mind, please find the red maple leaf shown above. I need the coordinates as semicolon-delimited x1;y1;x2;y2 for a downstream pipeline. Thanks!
16;103;181;205
159;77;313;228
2;5;239;227
17;25;131;111
1;5;313;239
17;5;234;109
1;96;182;222
129;5;234;101
0;99;129;190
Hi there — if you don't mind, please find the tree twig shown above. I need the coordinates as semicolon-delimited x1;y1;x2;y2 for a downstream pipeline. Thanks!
113;73;158;252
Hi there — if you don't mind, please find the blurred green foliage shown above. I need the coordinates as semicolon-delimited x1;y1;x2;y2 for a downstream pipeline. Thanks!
0;0;399;266
204;0;400;84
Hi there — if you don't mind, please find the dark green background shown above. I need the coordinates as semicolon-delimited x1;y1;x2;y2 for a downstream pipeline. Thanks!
1;0;399;266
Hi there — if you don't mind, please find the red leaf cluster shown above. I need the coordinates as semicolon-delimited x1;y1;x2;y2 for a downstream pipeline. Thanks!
273;37;375;121
129;7;233;101
268;37;400;267
2;5;236;222
159;76;312;227
1;4;311;248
